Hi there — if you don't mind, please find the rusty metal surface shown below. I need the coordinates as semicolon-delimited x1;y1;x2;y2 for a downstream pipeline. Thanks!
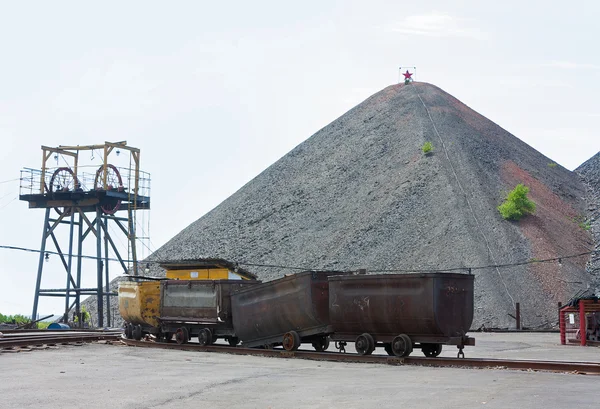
230;271;343;348
121;339;600;375
328;273;474;342
160;280;260;331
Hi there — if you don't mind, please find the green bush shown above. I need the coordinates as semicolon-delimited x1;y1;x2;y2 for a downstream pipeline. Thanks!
0;313;31;325
422;142;433;154
574;216;591;231
498;184;536;220
547;162;557;168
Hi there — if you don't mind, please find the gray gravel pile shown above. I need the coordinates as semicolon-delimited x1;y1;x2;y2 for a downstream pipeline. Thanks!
576;152;600;294
89;82;594;329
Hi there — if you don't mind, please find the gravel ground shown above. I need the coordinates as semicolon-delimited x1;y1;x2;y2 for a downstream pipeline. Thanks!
1;334;599;409
86;82;594;330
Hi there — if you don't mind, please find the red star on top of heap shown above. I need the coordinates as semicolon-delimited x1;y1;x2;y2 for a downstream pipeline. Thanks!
403;70;413;79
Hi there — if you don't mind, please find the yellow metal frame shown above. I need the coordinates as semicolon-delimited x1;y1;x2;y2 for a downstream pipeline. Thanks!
40;141;140;194
165;268;250;280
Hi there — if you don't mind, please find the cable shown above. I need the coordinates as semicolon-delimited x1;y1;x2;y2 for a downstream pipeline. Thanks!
413;84;516;306
0;197;17;210
0;244;598;276
0;178;19;184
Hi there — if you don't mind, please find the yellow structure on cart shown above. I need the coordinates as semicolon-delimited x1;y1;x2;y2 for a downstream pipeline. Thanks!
118;259;256;332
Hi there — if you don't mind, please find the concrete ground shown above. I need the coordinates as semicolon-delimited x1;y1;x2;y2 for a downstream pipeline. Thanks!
1;332;598;409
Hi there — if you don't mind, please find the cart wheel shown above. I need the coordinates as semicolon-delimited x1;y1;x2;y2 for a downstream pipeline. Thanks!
283;331;301;351
175;327;189;345
391;334;412;357
355;333;375;355
198;328;212;346
228;337;239;347
422;343;443;358
133;325;143;341
124;323;133;339
312;336;330;352
384;343;394;356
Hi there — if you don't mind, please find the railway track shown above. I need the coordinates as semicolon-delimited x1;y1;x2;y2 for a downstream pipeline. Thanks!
121;339;600;375
0;330;123;349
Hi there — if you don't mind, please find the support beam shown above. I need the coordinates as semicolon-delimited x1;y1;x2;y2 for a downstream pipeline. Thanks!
31;208;51;323
100;220;129;273
104;215;111;327
96;207;104;327
63;212;76;322
75;213;83;328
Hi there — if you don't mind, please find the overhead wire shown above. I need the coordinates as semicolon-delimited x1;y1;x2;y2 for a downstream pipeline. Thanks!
0;178;19;184
412;83;516;306
0;197;17;210
0;244;598;278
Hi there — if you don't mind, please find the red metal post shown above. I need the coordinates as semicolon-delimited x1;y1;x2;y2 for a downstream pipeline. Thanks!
559;306;566;345
579;299;586;347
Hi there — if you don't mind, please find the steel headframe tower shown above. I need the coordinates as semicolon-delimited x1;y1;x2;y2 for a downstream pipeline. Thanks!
19;141;151;328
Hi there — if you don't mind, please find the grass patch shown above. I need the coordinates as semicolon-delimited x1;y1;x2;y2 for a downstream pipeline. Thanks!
574;216;591;231
422;141;433;155
498;184;536;221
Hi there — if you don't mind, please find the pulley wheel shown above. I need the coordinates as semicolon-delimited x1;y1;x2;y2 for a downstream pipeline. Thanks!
421;343;443;358
355;333;375;356
391;334;412;357
49;167;78;216
175;327;189;345
282;331;301;351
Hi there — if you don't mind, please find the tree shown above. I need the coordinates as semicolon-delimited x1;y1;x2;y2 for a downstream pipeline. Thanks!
498;184;536;221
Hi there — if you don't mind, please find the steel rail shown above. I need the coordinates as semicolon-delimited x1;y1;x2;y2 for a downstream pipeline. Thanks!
0;328;123;334
121;339;600;375
0;333;122;349
0;332;122;341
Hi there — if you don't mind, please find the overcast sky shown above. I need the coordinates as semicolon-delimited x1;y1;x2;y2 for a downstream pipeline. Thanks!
1;1;598;317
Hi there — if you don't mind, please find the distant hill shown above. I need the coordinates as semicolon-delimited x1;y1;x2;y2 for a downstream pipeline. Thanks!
576;151;600;294
130;82;592;329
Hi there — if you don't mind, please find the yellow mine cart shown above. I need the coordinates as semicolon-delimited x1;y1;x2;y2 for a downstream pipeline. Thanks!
118;280;161;329
119;259;256;340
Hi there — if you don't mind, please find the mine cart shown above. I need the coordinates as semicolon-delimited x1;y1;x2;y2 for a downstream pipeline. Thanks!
159;279;260;345
328;273;475;357
119;280;161;341
231;271;346;351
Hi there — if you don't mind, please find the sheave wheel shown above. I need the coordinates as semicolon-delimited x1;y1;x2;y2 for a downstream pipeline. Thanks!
312;336;330;352
175;327;189;345
355;333;375;355
391;334;412;357
422;343;443;357
282;331;301;351
198;328;212;346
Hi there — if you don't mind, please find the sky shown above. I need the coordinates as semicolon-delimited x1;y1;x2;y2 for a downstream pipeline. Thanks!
0;1;599;317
